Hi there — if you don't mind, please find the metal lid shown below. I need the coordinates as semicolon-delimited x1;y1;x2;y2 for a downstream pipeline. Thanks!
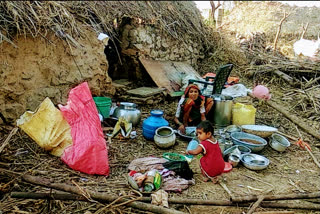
151;109;164;116
120;102;136;109
212;94;233;101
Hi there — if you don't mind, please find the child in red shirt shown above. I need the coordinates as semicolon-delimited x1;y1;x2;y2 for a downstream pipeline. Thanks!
186;120;225;183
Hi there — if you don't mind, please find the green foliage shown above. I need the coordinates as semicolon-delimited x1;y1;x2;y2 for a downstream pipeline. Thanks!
203;17;216;27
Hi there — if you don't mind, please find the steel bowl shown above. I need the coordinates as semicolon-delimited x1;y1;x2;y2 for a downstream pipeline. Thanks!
241;153;270;170
185;126;197;136
224;125;242;133
241;125;277;138
269;133;290;152
228;154;240;167
177;126;196;140
230;132;267;153
223;145;251;158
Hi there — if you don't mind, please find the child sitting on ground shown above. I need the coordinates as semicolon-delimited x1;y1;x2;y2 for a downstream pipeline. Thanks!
186;120;225;183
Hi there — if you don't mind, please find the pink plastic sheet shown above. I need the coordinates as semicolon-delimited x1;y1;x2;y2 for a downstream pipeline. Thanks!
59;82;109;175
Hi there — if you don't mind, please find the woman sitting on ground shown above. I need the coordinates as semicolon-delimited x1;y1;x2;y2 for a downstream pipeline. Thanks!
174;84;213;134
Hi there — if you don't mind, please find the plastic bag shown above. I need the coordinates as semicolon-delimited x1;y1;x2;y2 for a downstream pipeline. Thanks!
108;117;132;138
252;85;271;100
16;97;72;157
59;82;110;175
221;84;249;98
163;160;194;180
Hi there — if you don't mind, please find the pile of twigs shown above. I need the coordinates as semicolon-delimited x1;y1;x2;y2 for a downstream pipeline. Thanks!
240;32;267;52
239;32;320;81
235;32;320;133
246;53;320;78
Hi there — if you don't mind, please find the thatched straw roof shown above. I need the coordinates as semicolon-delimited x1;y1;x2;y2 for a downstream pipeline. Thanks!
0;1;209;47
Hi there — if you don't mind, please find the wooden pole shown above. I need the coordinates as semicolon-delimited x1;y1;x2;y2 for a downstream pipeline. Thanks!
11;192;87;201
10;191;233;206
247;196;265;214
10;191;320;210
273;11;290;54
231;191;320;203
272;70;297;87
248;93;320;140
300;22;309;39
295;126;320;169
305;147;320;169
260;201;320;210
216;8;224;28
0;127;18;154
219;181;234;199
21;174;185;214
252;211;294;214
276;131;297;141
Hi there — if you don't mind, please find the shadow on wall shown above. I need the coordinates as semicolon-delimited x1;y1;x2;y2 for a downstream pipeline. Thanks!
103;17;155;87
104;38;119;80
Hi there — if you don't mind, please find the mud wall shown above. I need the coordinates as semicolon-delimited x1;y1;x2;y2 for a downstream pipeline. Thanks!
123;25;204;64
113;22;205;81
0;29;114;124
1;21;206;124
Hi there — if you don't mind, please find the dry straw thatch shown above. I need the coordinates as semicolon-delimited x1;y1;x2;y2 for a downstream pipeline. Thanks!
0;1;210;47
0;1;247;70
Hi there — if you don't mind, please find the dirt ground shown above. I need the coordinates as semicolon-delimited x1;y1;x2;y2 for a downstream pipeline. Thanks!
1;75;320;214
1;1;320;213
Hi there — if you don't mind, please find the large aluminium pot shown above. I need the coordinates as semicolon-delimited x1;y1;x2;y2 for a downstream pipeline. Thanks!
112;102;141;127
212;94;233;128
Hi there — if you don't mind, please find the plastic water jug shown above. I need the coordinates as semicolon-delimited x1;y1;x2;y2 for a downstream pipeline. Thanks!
142;110;169;140
232;103;256;125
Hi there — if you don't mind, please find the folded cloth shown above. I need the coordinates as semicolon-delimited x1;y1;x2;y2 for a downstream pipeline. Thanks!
151;190;169;208
128;157;168;173
162;176;195;193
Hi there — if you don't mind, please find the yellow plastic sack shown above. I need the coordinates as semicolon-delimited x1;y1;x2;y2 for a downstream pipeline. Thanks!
16;97;72;156
232;103;256;125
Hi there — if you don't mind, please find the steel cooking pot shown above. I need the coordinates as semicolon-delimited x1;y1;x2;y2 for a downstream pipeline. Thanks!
112;102;141;127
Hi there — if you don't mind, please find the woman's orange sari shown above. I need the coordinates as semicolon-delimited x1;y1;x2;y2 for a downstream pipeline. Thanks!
180;84;213;126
